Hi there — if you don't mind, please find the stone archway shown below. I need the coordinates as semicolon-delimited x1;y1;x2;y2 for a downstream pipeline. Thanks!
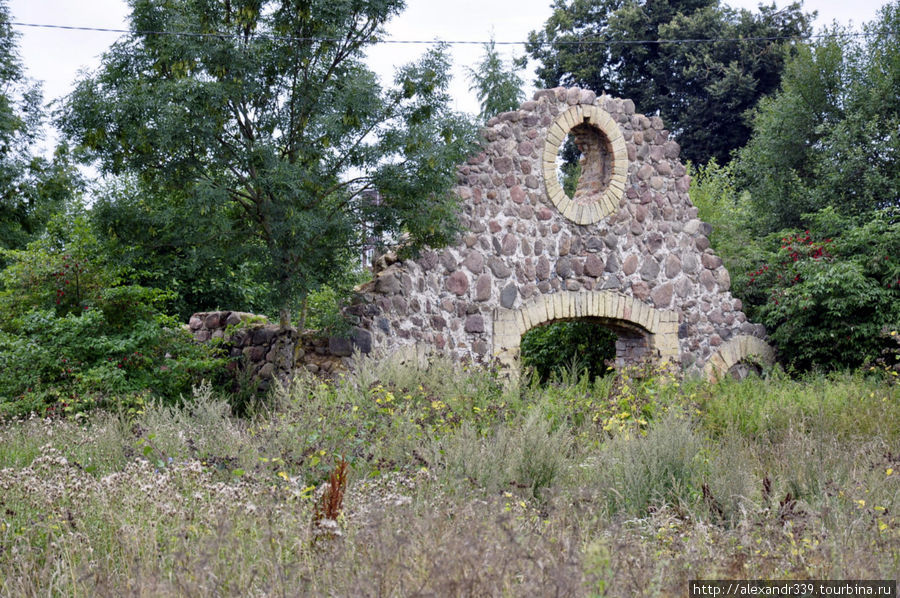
492;290;679;380
703;335;776;381
339;87;775;380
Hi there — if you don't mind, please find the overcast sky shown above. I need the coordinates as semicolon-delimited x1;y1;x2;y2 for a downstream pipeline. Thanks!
6;0;892;147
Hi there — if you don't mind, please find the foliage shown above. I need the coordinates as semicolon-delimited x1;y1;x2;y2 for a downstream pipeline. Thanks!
467;39;526;121
736;4;900;234
0;212;225;418
743;209;900;372
440;410;571;500
698;368;900;441
594;412;705;516
0;295;226;419
689;160;750;255
87;175;272;320
0;1;81;256
0;206;118;323
688;159;768;294
526;0;813;164
60;0;477;323
691;135;899;374
521;320;617;382
300;266;370;334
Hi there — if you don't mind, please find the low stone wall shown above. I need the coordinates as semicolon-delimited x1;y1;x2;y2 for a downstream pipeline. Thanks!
188;311;363;390
296;333;348;376
189;311;295;391
188;310;260;341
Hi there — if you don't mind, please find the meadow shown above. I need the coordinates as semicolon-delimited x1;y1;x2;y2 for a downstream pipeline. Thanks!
0;357;898;596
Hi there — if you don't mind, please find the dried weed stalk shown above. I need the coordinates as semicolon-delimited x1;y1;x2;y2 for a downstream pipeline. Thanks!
313;456;349;527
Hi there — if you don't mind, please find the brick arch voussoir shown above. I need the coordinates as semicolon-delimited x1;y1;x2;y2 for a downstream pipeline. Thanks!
703;335;776;381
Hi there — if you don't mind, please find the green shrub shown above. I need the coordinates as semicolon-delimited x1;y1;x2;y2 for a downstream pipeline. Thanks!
521;320;617;383
0;215;226;417
0;290;226;418
746;208;900;372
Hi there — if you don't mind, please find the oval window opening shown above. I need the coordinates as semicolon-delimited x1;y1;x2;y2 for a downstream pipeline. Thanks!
557;123;613;202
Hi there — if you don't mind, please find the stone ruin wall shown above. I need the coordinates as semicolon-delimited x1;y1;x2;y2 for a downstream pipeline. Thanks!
189;87;774;384
345;87;770;377
188;311;346;392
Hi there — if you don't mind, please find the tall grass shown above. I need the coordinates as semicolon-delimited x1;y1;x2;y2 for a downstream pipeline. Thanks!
0;357;897;595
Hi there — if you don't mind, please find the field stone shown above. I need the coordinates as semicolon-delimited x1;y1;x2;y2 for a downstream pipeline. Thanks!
640;258;660;282
488;257;511;278
585;255;604;277
500;283;517;309
463;251;484;274
650;282;674;308
664;254;682;279
446;271;469;295
475;275;492;301
465;315;485;333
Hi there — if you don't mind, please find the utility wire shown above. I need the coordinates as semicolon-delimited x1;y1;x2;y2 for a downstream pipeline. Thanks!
5;20;881;46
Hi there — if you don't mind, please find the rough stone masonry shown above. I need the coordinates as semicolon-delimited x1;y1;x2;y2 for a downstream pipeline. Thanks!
191;87;775;383
343;87;774;380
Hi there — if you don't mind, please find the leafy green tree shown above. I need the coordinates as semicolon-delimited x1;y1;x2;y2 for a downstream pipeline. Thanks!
0;2;80;254
737;3;900;234
467;39;526;120
61;0;476;326
526;0;813;164
88;175;272;320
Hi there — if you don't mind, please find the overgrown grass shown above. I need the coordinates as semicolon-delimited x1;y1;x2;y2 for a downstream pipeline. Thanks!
0;358;897;596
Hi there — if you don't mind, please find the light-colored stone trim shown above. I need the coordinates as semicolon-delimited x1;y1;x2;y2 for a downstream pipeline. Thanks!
703;335;776;381
492;290;679;379
542;104;629;225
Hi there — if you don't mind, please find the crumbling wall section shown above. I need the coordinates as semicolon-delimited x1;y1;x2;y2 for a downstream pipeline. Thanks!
345;87;767;376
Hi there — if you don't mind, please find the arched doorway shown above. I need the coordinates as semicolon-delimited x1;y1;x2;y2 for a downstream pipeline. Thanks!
492;290;680;382
703;335;776;381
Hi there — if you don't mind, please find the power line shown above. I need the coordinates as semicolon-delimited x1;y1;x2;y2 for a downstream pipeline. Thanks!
5;20;880;46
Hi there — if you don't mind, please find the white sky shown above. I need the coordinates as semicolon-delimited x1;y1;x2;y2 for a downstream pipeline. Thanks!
6;0;892;150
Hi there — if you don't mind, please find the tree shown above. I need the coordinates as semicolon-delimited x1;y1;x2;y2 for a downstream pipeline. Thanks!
87;174;273;321
737;2;900;234
693;3;900;372
0;1;79;255
467;39;526;120
60;0;476;326
526;0;813;164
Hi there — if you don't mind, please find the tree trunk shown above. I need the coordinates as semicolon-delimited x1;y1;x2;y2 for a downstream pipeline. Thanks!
298;295;309;331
